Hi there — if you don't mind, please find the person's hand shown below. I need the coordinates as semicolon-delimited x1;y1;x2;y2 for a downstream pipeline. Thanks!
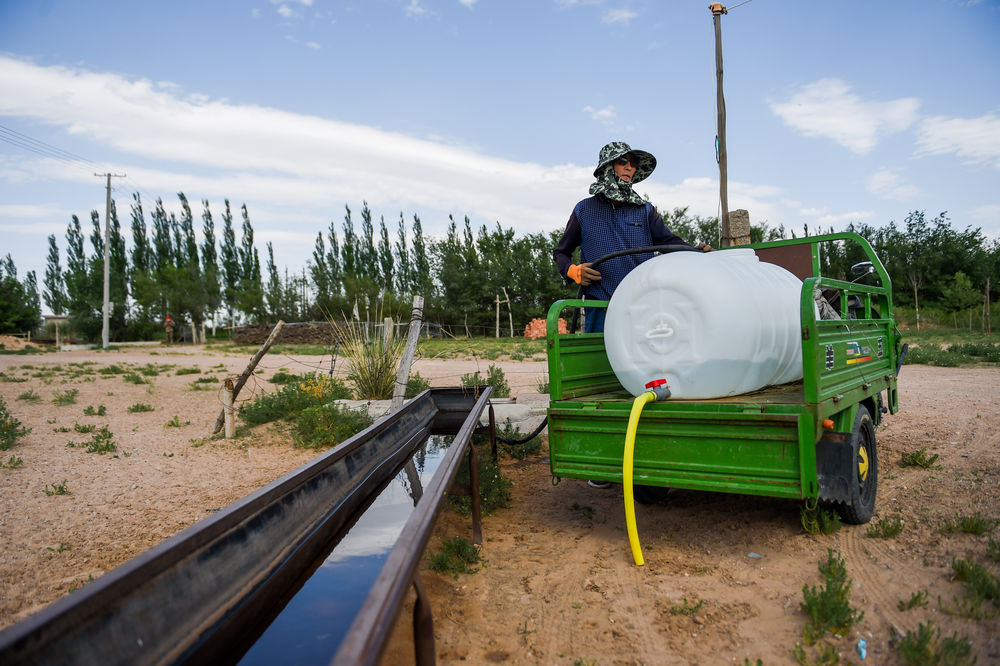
579;263;601;285
696;242;714;252
568;263;602;285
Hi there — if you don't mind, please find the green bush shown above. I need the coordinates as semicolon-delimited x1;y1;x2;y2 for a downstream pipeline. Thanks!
897;621;975;665
127;403;155;413
800;548;864;644
448;444;512;517
240;373;352;425
429;536;481;578
1;397;30;450
800;504;842;535
292;403;373;450
405;371;431;398
461;363;510;398
52;388;79;406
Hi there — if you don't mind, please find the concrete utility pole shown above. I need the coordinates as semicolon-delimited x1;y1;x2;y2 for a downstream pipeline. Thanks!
709;2;731;247
95;172;125;349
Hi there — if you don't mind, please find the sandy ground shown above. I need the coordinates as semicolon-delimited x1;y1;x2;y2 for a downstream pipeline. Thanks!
1;344;998;664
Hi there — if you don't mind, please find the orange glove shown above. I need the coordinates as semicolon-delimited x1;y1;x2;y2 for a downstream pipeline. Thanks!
568;263;601;285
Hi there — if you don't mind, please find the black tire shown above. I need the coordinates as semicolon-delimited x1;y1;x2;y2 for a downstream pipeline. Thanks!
634;485;671;505
836;405;878;524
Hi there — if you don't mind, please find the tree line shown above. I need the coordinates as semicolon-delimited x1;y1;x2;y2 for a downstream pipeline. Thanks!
2;192;998;341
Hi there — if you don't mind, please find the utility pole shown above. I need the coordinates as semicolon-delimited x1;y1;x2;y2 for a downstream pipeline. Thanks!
95;172;126;349
709;2;731;247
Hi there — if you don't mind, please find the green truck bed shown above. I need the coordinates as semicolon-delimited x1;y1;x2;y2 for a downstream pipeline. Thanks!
545;233;903;520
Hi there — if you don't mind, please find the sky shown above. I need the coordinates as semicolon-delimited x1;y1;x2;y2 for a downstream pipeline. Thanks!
1;0;998;307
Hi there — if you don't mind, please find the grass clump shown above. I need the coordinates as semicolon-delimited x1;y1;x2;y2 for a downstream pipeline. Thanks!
68;426;116;454
83;404;107;416
988;536;1000;563
1;454;25;469
461;364;510;398
291;404;373;450
165;416;189;428
1;397;31;450
240;373;352;425
268;369;298;384
897;590;929;611
43;479;71;496
896;621;975;665
939;513;999;536
175;366;202;376
669;597;704;616
339;320;404;399
127;402;155;413
17;389;42;403
866;513;905;539
800;504;842;535
950;557;999;609
800;548;864;644
52;388;79;406
428;536;480;578
494;418;542;460
900;447;940;468
123;372;148;385
98;364;127;375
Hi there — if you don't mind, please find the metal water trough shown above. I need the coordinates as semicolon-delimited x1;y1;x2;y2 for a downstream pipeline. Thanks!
0;386;496;666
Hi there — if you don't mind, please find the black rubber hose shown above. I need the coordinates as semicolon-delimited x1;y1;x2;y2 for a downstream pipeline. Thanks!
496;416;548;444
569;243;703;333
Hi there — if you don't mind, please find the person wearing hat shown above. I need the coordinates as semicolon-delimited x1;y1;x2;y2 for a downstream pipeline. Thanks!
164;314;175;345
553;141;710;333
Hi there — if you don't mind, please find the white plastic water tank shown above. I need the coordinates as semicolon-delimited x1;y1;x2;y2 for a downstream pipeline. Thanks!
604;249;804;399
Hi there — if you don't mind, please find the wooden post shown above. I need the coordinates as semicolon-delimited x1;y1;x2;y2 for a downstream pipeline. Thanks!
392;295;424;411
223;378;235;439
212;320;285;434
710;2;732;246
503;287;513;338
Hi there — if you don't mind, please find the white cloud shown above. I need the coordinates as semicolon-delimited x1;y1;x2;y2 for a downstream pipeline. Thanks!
770;78;919;154
276;4;294;18
583;105;617;123
459;0;478;7
405;0;427;17
603;9;638;25
915;112;1000;168
306;41;321;50
867;168;919;201
971;204;1000;224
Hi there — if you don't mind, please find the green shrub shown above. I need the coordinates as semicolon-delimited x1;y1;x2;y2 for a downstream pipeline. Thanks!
461;363;510;398
123;372;148;385
428;536;480;578
340;321;404;399
404;371;431;398
940;512;999;535
897;590;929;611
240;373;352;425
800;548;863;644
98;364;127;375
268;369;298;384
127;403;155;413
1;397;30;450
83;404;107;416
897;621;975;665
292;404;374;450
0;454;24;469
175;366;202;376
448;444;512;517
84;426;116;454
43;479;70;496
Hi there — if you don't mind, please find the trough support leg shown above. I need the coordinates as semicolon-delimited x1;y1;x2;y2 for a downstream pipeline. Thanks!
468;443;483;546
412;572;436;666
488;404;498;462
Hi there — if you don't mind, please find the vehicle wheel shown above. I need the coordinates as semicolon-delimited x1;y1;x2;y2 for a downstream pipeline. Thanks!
634;485;671;505
836;405;878;524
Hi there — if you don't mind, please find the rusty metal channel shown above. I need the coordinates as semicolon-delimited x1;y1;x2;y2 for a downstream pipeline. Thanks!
0;386;495;666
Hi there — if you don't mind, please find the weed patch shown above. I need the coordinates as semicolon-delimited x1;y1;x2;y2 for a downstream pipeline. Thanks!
897;590;929;611
405;371;431;398
43;479;70;496
175;366;202;375
82;404;107;416
1;396;30;450
127;402;155;413
428;536;480;578
165;416;189;428
123;372;148;385
240;373;352;425
866;513;905;538
900;447;939;468
52;388;79;406
939;512;999;535
16;389;42;403
1;454;24;469
68;426;116;454
492;418;542;460
800;504;842;535
669;597;704;616
448;444;512;517
461;364;510;398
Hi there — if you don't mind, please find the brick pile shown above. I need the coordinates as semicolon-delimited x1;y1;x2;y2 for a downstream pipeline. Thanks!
523;318;567;339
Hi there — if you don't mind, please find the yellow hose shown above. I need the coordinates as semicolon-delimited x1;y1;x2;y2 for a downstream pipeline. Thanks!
624;391;656;566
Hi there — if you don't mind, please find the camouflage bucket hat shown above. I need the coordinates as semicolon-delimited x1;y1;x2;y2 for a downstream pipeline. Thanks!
593;141;657;184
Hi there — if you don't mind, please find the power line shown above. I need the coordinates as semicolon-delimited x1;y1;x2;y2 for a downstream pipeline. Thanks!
0;123;98;172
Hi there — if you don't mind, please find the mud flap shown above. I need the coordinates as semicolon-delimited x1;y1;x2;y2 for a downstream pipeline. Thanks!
816;431;853;503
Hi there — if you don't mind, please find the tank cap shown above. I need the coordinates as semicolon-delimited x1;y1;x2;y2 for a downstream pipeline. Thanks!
645;378;668;388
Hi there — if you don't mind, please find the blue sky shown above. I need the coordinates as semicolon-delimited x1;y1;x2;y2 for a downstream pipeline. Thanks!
1;0;998;302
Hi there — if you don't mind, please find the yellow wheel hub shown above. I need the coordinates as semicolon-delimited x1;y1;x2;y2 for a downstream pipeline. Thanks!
858;447;870;482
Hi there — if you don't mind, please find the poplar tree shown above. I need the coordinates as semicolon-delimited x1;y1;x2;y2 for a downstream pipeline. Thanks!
265;241;283;319
219;200;240;324
0;255;41;333
377;215;394;293
43;234;67;315
394;211;411;295
108;200;129;335
410;214;432;298
129;193;155;324
201;199;221;324
237;204;264;319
